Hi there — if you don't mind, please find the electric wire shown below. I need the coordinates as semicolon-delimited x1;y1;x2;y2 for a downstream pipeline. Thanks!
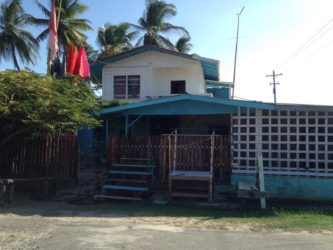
277;16;333;69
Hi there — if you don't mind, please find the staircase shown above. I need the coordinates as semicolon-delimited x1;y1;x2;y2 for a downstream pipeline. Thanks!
95;158;154;201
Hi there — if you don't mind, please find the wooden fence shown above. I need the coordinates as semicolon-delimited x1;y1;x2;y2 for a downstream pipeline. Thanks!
0;133;79;180
107;134;231;185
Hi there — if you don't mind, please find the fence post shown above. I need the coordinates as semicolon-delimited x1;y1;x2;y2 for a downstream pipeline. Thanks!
168;135;172;196
209;131;215;202
173;130;177;171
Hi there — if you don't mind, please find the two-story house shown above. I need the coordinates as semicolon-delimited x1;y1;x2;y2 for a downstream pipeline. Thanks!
84;45;333;201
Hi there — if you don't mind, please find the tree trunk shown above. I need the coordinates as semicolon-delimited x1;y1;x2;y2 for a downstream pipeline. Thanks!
11;43;20;70
62;46;68;75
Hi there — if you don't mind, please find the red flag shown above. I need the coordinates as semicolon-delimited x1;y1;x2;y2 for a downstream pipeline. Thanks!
47;0;58;65
67;44;73;73
73;47;90;79
67;44;78;74
71;47;78;74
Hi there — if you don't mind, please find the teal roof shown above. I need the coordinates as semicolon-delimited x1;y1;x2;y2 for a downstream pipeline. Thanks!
90;45;219;80
96;94;275;117
206;80;232;88
200;61;219;80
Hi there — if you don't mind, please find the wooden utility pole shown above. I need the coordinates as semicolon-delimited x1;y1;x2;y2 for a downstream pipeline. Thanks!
266;70;282;104
231;6;245;99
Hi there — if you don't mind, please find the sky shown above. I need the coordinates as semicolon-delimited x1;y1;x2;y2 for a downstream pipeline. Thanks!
2;0;333;105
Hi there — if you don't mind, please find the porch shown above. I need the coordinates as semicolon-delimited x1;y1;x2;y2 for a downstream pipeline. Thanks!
87;95;274;200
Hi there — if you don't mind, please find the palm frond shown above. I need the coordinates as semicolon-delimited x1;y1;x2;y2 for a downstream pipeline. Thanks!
132;0;191;49
34;0;50;17
160;23;189;36
158;35;175;50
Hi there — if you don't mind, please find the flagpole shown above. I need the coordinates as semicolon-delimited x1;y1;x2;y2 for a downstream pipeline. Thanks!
56;0;62;31
47;0;62;73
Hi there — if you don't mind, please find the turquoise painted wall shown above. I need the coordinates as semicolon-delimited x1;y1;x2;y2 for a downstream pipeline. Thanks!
207;88;229;98
232;174;333;201
78;128;95;167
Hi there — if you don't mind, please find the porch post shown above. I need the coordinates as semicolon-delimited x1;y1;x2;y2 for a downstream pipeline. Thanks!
125;114;128;136
105;120;109;150
145;116;150;136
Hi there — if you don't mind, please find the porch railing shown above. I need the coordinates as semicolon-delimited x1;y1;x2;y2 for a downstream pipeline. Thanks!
107;134;231;185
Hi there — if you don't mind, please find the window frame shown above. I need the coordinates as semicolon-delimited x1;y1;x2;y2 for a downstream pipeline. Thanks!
113;75;140;99
170;80;186;94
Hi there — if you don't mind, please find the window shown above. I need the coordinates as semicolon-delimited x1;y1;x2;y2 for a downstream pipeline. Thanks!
171;80;186;94
114;76;126;99
114;75;140;99
128;75;140;99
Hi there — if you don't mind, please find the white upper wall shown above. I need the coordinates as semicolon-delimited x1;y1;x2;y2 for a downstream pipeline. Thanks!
102;50;206;101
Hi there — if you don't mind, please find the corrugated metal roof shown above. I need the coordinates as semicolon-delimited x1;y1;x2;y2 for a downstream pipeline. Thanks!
200;61;219;81
276;104;333;112
96;94;275;117
206;80;232;88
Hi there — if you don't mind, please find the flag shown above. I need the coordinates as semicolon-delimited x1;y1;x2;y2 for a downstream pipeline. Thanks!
47;0;58;65
67;44;78;74
73;47;90;80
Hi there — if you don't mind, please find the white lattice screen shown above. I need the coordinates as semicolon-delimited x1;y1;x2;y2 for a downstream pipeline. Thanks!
232;107;333;178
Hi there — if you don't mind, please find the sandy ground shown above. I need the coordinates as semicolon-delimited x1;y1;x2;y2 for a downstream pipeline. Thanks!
0;197;333;250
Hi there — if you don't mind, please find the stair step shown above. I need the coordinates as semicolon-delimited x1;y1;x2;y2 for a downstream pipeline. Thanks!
171;192;209;199
120;157;150;162
108;178;148;184
94;195;143;201
103;185;149;192
109;170;152;175
113;163;154;168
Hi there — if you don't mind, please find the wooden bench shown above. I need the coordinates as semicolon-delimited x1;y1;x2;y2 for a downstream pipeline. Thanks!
0;177;55;204
0;179;14;204
169;171;213;200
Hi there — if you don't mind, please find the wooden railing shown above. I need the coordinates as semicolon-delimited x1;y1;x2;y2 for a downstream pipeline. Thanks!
107;134;231;185
0;133;79;180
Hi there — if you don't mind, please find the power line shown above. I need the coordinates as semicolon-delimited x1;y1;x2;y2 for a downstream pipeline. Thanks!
294;39;333;68
278;16;333;69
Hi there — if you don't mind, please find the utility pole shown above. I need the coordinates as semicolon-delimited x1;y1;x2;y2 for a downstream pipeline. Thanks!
266;70;283;104
231;6;245;99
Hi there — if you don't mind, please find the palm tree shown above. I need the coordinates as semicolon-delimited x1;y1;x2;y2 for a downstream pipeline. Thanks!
0;0;39;70
97;22;137;59
175;36;192;53
131;0;189;50
34;0;92;57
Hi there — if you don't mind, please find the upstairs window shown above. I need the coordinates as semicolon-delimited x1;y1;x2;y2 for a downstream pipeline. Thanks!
171;80;186;94
128;75;140;99
114;75;140;99
114;76;126;99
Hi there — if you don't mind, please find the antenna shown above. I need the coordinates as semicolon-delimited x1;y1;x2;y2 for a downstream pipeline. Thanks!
231;6;245;99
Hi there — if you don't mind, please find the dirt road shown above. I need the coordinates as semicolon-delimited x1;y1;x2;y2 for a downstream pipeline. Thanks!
0;199;332;250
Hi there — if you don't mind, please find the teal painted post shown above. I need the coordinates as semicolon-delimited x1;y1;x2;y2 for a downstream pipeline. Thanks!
131;122;134;135
258;154;266;209
125;115;128;136
145;116;150;136
105;120;109;150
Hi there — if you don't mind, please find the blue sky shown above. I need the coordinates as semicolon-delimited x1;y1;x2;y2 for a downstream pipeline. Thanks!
2;0;333;104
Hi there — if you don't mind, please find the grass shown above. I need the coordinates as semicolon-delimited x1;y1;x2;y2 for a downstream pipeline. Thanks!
77;201;333;233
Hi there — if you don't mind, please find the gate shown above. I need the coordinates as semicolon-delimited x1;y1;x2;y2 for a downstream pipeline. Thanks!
164;130;231;185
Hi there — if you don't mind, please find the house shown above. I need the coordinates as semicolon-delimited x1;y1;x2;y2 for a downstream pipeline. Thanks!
91;45;230;102
85;45;333;201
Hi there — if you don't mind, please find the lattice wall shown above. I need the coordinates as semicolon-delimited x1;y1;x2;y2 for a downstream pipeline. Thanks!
232;107;333;178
